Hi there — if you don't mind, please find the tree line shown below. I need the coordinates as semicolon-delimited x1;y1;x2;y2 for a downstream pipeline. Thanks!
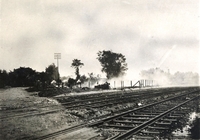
0;64;59;88
0;50;128;88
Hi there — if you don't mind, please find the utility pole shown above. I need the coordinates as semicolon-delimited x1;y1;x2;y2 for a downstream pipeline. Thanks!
54;53;61;86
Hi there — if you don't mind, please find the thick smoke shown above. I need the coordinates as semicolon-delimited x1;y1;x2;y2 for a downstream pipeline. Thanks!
106;73;140;89
61;68;199;88
140;68;199;87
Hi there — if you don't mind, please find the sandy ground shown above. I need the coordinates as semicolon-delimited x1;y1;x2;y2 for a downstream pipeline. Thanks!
0;87;98;140
0;87;31;100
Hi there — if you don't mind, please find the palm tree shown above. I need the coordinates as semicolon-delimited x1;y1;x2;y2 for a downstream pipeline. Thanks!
71;59;84;81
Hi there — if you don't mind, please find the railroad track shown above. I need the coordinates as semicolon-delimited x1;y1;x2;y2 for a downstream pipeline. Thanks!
31;88;199;140
110;96;199;140
93;90;200;139
0;87;190;121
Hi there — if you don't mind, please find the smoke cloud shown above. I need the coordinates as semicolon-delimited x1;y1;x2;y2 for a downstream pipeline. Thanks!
140;68;199;87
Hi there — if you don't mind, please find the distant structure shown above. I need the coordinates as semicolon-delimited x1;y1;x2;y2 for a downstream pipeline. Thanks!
54;53;61;84
139;79;154;88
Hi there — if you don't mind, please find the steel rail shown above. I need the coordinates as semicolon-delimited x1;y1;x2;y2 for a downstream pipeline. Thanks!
88;90;199;127
113;94;200;140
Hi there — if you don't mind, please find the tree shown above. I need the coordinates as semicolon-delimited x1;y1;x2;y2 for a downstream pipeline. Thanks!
0;69;9;88
45;63;59;84
71;59;84;81
88;73;99;85
8;67;37;87
80;75;87;83
67;78;76;89
97;50;128;79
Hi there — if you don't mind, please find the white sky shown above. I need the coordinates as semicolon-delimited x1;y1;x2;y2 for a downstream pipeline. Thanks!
0;0;199;80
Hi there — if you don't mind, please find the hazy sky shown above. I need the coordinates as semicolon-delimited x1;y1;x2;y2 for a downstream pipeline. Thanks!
0;0;199;80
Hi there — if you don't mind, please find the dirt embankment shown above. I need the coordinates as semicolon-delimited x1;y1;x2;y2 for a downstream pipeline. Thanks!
0;88;82;140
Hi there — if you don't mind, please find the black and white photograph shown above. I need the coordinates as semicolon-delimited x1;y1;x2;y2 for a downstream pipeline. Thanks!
0;0;199;139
